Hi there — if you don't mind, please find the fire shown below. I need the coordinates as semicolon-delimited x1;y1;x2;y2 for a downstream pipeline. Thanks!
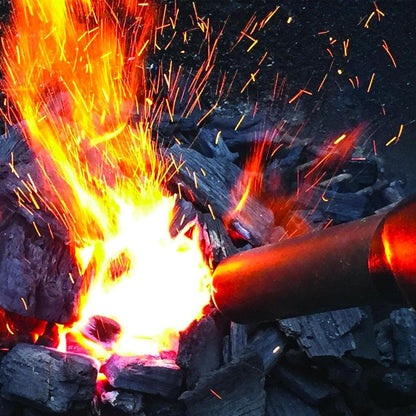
1;0;211;358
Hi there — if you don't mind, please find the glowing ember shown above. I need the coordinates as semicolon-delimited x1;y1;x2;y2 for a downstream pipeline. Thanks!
1;0;211;358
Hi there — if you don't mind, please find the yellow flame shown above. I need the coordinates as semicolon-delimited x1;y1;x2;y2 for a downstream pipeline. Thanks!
2;0;211;358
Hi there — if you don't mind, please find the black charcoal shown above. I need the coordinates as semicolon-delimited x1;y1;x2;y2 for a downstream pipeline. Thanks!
266;385;320;416
176;316;222;389
279;308;363;358
102;355;183;399
0;343;97;414
179;351;265;416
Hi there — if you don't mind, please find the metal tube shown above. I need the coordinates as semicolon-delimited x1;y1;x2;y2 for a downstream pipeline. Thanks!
211;195;416;323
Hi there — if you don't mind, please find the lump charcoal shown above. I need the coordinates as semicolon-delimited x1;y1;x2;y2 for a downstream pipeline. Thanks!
296;188;369;223
230;322;248;360
266;386;319;416
170;198;199;237
374;318;395;365
248;326;287;373
191;128;238;161
167;145;274;246
176;316;222;389
179;351;265;416
81;315;121;349
313;357;363;387
270;364;339;406
0;216;82;323
349;307;380;361
200;213;238;265
0;343;97;414
143;396;186;416
389;308;416;366
319;395;354;416
102;355;183;399
0;122;32;164
0;396;17;416
338;158;379;192
100;389;144;415
368;366;416;407
278;308;363;358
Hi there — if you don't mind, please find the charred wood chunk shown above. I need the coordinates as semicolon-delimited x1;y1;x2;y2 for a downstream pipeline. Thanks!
270;364;339;406
349;307;380;362
279;308;363;358
266;385;320;416
82;315;121;350
167;145;274;246
191;128;238;161
0;396;17;416
179;351;265;416
0;123;32;164
100;389;144;415
248;326;287;373
102;355;183;399
0;216;82;323
229;322;248;360
143;396;186;416
389;308;416;367
0;343;98;414
200;213;238;266
374;318;395;365
176;316;222;390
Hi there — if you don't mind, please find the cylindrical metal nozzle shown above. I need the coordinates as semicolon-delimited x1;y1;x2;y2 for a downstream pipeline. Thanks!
211;195;416;323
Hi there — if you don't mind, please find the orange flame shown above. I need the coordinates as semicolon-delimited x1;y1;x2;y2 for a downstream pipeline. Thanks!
1;0;211;358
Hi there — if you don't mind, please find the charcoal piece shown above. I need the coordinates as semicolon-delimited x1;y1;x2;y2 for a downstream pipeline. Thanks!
0;122;32;163
101;389;144;415
266;386;319;416
144;396;186;416
200;213;238;265
176;316;222;389
82;315;121;349
339;158;378;192
248;326;287;373
319;395;353;416
170;198;199;237
222;334;231;364
179;351;265;416
0;343;97;414
167;145;274;246
270;364;339;406
36;322;59;348
0;216;82;323
320;190;369;222
191;128;238;161
205;113;264;133
296;189;368;223
0;125;82;323
389;308;416;366
368;366;416;407
350;307;380;361
374;318;395;365
230;322;248;360
279;308;363;358
313;357;362;387
102;355;183;399
0;396;17;416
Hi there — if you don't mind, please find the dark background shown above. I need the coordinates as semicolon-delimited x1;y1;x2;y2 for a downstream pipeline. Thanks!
155;0;416;195
1;0;415;194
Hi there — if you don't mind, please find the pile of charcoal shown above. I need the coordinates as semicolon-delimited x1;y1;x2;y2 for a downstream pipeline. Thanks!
0;99;414;416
